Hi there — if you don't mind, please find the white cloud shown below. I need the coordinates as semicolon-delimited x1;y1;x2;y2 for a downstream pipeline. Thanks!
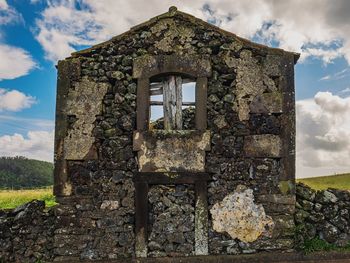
320;68;350;81
296;92;350;178
0;44;37;80
0;1;36;80
320;75;331;81
0;115;54;131
340;87;350;94
0;88;36;111
0;130;54;162
30;0;41;4
33;0;350;65
0;0;22;25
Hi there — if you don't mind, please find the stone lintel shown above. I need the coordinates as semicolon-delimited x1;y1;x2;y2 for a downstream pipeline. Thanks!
133;54;211;79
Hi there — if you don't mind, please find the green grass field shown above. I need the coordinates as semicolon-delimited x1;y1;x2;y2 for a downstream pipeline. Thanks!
297;173;350;191
0;187;56;209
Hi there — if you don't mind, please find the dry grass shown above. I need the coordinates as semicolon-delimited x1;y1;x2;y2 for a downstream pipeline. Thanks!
0;187;56;209
297;173;350;191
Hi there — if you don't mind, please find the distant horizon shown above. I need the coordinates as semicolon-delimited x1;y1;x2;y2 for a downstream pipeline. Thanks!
1;155;349;179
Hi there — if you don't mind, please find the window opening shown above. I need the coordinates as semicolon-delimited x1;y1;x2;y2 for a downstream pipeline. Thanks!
149;75;196;130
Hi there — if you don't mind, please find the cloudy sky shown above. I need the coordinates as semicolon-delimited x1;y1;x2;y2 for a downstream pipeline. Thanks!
0;0;350;178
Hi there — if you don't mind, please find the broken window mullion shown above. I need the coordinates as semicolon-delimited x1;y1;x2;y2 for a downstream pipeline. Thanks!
150;101;195;106
175;76;183;130
163;77;174;130
150;83;163;96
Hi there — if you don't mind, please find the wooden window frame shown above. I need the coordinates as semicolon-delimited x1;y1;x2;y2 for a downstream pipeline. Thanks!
150;75;196;130
133;55;211;131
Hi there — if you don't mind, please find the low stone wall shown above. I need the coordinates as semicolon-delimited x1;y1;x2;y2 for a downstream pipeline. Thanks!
0;200;55;262
1;183;350;262
295;183;350;248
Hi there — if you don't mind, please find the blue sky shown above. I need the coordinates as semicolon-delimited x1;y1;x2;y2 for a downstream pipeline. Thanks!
0;0;350;178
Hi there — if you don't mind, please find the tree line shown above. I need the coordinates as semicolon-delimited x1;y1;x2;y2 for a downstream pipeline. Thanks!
0;156;53;189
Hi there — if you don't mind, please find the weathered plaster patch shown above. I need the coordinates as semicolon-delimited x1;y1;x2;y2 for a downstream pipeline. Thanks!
230;50;265;121
62;182;72;196
64;77;110;160
210;185;274;242
249;92;283;114
133;130;210;172
151;18;195;53
244;134;282;158
263;54;283;77
224;49;283;121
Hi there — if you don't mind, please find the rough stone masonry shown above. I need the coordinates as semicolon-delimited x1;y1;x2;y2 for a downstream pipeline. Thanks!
1;6;304;262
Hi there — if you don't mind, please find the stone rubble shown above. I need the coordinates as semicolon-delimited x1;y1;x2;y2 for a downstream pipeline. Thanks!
295;183;350;248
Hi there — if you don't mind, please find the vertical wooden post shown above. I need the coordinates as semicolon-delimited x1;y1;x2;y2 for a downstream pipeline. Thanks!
163;77;172;130
195;180;208;255
163;75;183;130
175;76;183;130
137;78;150;131
135;182;148;257
195;77;207;130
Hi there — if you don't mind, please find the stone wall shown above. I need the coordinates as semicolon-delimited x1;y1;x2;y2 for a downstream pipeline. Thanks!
1;184;350;262
51;7;297;261
295;183;350;248
0;201;54;262
147;185;195;257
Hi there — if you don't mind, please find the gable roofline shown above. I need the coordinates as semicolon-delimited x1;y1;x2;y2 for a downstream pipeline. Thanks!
71;6;300;64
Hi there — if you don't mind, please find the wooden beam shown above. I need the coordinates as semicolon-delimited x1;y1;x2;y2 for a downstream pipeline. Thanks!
150;83;163;96
150;82;163;89
175;76;183;129
195;181;209;255
163;76;176;130
134;172;210;184
137;78;150;131
182;78;196;85
151;101;195;106
135;182;148;257
195;77;207;130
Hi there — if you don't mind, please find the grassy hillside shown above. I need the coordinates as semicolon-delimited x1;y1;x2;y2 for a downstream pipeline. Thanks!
0;156;53;189
0;188;55;209
297;173;350;190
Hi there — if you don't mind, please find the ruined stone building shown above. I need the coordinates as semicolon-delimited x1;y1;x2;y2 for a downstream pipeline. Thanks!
53;6;299;261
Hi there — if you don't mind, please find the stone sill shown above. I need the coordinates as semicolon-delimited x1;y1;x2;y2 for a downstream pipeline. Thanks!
133;130;211;150
133;130;211;173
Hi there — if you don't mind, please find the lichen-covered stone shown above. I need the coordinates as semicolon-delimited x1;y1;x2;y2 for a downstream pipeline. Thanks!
100;200;119;210
295;183;350;248
64;77;110;160
148;185;195;257
0;201;55;262
315;190;338;204
210;185;274;242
